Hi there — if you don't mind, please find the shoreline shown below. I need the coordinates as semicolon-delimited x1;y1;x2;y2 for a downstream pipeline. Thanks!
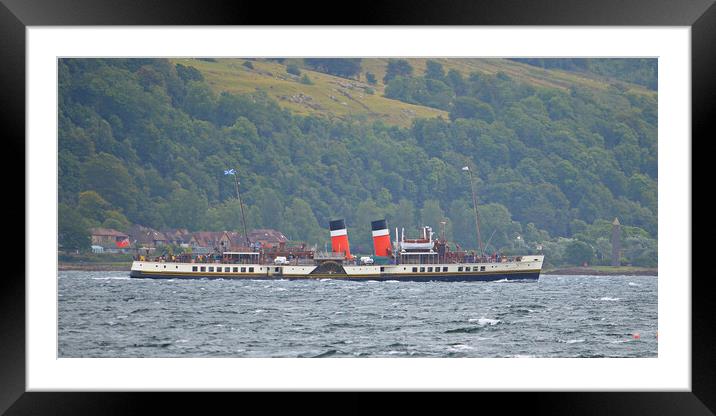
542;267;657;276
59;262;132;271
58;262;657;276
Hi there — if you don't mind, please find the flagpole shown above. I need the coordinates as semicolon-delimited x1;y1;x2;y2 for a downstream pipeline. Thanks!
231;168;251;248
464;166;484;258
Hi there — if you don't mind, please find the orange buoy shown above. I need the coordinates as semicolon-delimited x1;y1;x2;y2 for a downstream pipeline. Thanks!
633;333;641;340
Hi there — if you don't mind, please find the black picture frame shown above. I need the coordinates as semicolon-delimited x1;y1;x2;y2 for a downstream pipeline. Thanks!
2;0;708;413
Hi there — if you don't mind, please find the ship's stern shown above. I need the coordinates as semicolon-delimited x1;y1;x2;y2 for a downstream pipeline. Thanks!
129;261;144;278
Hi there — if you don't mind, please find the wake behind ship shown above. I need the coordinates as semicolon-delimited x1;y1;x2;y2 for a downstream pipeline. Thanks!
130;220;543;282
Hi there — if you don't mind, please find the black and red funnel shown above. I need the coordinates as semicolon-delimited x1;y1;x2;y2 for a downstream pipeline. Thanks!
329;219;351;259
371;219;391;257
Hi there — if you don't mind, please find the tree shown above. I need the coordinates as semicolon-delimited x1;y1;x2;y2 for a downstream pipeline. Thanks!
303;58;362;78
383;59;413;83
253;188;285;230
164;188;208;231
82;153;138;216
365;72;377;85
478;203;521;251
622;235;657;267
78;190;110;224
282;198;324;245
286;63;301;76
102;210;131;232
58;203;91;251
215;91;245;127
447;199;472;247
446;69;467;96
627;173;657;211
419;199;444;230
385;76;453;111
547;94;574;120
449;97;495;122
391;199;416;233
175;64;204;83
206;199;243;231
353;199;384;252
425;60;445;81
182;80;216;121
564;240;594;266
524;222;550;244
58;151;84;203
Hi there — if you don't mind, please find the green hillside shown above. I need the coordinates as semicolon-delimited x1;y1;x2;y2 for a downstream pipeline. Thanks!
58;58;657;267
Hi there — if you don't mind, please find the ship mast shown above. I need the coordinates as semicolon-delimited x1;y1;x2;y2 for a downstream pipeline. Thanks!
230;167;251;248
463;166;484;258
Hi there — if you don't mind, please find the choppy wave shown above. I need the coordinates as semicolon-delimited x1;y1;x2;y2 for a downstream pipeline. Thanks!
58;272;658;358
469;317;501;326
445;327;482;334
445;318;500;333
92;276;131;280
312;349;338;358
558;339;586;344
446;344;474;353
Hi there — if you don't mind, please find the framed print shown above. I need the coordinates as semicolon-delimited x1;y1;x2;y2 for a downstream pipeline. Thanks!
3;0;711;414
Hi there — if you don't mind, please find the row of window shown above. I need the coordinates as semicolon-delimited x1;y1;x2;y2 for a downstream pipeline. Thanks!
192;266;255;273
186;265;490;273
410;266;486;273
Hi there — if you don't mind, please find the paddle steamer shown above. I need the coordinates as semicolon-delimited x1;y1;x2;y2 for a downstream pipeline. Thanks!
129;166;543;281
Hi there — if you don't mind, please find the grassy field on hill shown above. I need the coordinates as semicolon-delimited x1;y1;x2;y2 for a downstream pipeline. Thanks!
361;58;656;95
170;58;448;127
171;58;655;127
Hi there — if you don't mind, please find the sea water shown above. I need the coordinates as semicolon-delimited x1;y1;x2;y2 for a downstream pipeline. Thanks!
58;272;657;357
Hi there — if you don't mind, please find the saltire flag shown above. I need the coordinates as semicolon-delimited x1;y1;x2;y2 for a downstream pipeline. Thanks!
224;169;236;175
462;166;470;171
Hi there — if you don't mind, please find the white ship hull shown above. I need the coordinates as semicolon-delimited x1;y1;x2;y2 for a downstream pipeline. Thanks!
129;255;543;282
